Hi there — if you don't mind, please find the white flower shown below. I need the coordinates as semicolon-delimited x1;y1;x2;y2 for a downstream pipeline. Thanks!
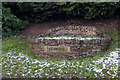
22;74;25;76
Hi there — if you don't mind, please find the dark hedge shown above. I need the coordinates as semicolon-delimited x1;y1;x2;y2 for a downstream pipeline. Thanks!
2;7;28;37
2;2;120;37
3;2;120;23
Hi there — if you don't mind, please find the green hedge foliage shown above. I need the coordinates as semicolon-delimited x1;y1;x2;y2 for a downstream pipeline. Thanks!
2;7;28;37
2;2;119;37
3;2;120;23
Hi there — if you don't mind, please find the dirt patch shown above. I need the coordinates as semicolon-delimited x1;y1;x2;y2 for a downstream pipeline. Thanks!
20;18;119;39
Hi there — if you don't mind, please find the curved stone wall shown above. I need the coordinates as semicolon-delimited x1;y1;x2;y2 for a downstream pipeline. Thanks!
29;26;112;59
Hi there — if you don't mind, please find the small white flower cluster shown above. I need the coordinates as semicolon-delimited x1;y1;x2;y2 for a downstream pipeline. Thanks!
86;48;119;78
2;48;119;78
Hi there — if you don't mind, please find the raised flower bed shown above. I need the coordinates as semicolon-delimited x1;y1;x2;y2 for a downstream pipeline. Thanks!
30;26;112;59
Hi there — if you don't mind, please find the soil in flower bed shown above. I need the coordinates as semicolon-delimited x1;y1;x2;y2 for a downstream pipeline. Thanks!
20;18;119;39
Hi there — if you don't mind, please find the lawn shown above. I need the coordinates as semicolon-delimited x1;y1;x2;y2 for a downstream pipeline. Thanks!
1;25;119;78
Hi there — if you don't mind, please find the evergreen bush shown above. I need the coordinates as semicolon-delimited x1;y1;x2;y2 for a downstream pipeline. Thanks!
3;2;119;23
2;7;28;37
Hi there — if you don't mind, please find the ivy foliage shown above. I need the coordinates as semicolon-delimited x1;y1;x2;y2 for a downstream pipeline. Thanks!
2;7;28;37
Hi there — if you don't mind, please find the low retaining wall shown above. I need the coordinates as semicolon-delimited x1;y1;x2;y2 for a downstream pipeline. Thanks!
29;26;112;59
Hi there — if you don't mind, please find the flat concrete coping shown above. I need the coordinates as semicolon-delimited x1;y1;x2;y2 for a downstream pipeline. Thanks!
35;37;101;40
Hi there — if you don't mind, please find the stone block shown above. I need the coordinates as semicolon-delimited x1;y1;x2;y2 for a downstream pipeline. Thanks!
29;26;112;59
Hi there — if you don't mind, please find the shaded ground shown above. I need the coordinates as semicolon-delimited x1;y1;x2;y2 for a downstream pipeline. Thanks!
20;18;119;39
